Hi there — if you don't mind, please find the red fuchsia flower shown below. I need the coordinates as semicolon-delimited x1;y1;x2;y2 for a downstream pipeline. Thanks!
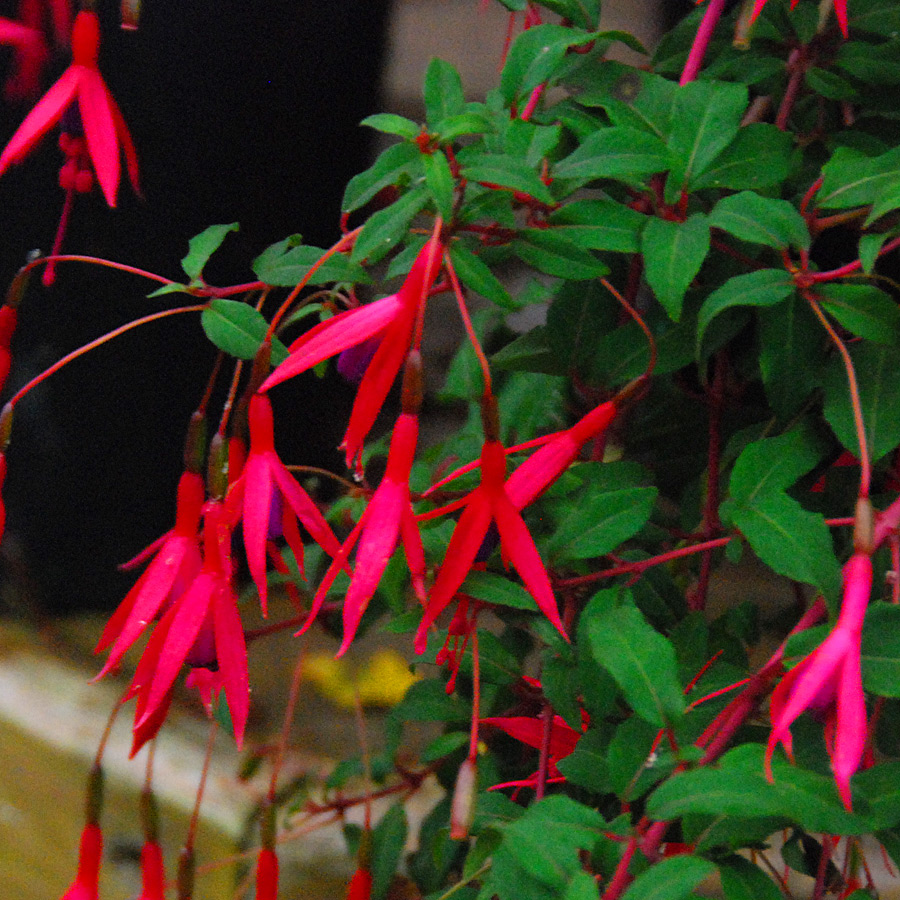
766;552;872;810
304;410;426;655
256;847;279;900
0;16;46;101
94;470;205;680
60;822;102;900
136;840;166;900
481;712;583;791
0;10;139;206
346;867;373;900
225;392;344;617
414;435;567;654
129;501;250;750
261;232;445;472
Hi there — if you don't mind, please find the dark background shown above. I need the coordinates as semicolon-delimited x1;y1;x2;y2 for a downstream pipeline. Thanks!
0;0;391;612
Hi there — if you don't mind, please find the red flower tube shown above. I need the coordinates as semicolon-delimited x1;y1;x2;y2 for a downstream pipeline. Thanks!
60;822;102;900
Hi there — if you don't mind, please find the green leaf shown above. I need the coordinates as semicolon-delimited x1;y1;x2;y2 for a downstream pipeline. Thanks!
692;123;794;191
587;601;686;727
252;238;367;287
551;482;657;560
709;192;809;250
200;299;288;364
861;604;900;698
819;283;900;345
342;141;422;213
492;796;603;896
462;570;538;612
697;269;794;346
819;146;900;209
372;805;408;900
514;229;609;280
182;223;239;280
499;25;595;103
361;112;420;139
541;652;583;730
642;214;710;321
351;186;429;264
866;174;900;225
859;232;891;275
547;199;646;252
620;855;716;900
423;149;456;221
423;58;466;126
553;127;671;183
758;297;822;421
722;493;840;603
448;242;516;309
823;343;900;462
556;729;610;793
666;80;748;198
462;155;555;205
434;110;494;142
565;870;600;900
728;424;827;504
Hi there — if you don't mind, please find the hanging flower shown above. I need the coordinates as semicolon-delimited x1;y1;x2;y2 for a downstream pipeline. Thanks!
415;435;566;654
0;10;139;206
701;0;848;37
94;470;205;680
60;822;102;900
303;409;425;655
255;847;279;900
129;501;250;750
225;391;344;617
766;552;871;810
136;840;166;900
261;232;444;471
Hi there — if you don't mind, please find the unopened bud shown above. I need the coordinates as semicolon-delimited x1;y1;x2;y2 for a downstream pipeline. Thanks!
854;496;874;555
183;411;208;474
401;350;424;415
449;757;477;841
249;340;272;394
140;787;159;843
120;0;141;29
5;266;30;310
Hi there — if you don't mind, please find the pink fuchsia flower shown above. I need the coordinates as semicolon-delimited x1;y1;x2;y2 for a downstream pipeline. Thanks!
94;470;205;680
0;10;139;206
225;392;344;617
131;501;250;750
414;437;567;654
481;713;583;790
256;848;279;900
136;841;166;900
261;232;445;471
505;399;617;510
304;410;426;655
766;552;872;810
60;822;102;900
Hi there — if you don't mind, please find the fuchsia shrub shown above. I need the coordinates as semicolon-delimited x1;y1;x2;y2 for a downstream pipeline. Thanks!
3;0;900;898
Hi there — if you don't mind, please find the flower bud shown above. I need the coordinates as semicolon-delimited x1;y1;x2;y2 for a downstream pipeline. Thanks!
176;846;195;900
449;756;477;840
853;496;874;556
183;411;208;475
401;349;424;415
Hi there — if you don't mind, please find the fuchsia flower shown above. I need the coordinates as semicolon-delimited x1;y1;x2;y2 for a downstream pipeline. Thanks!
482;713;583;790
256;847;279;900
415;437;567;653
60;822;102;900
128;500;250;749
225;392;344;616
304;410;426;655
0;10;139;206
701;0;848;37
261;233;445;471
0;16;46;101
94;470;205;679
766;552;872;810
136;841;166;900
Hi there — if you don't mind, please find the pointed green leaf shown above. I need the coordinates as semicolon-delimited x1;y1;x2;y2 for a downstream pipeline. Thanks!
342;141;422;213
666;80;748;198
514;229;608;280
499;25;594;103
423;58;466;126
718;856;783;900
819;146;900;210
823;343;900;463
861;604;900;698
643;214;710;321
449;242;516;309
547;199;646;252
423;149;456;221
463;155;555;205
182;223;239;281
351;186;429;264
372;805;408;900
620;855;716;900
553;127;671;182
200;299;288;364
361;113;420;139
587;602;685;727
698;269;794;346
253;238;367;287
692;123;794;191
710;192;809;250
819;283;900;345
